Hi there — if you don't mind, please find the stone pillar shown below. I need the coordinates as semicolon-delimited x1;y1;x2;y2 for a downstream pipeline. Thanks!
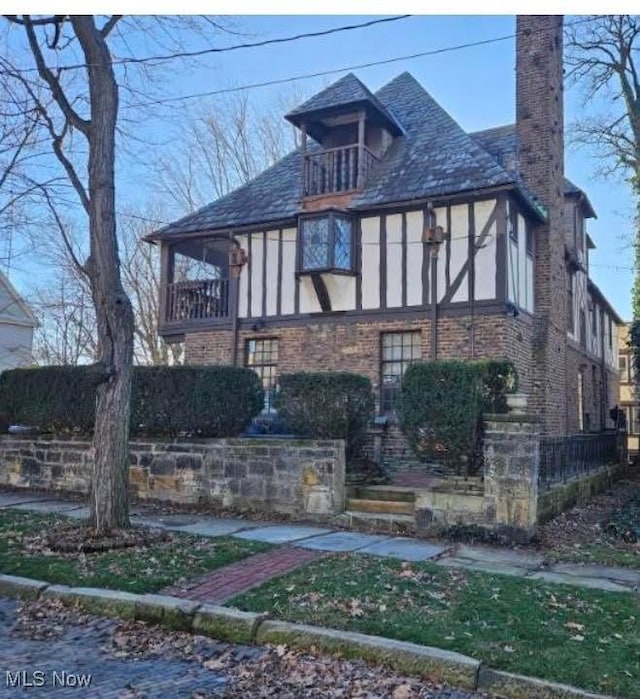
483;414;541;542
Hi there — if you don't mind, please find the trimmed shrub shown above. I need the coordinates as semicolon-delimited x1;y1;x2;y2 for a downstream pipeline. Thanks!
0;365;100;434
130;365;264;438
275;372;375;458
476;358;518;413
0;365;264;438
398;359;517;475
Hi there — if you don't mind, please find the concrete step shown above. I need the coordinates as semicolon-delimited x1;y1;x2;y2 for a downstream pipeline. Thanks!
339;510;416;533
346;498;414;515
356;486;416;502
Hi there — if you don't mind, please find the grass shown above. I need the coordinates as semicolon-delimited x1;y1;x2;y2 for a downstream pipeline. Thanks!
552;543;640;569
233;554;640;698
0;509;271;594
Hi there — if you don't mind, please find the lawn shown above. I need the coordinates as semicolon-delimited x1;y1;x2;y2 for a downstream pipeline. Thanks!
551;542;640;569
0;509;270;594
233;553;640;698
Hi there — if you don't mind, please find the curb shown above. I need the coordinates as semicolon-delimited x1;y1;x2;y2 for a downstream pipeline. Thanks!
0;573;616;699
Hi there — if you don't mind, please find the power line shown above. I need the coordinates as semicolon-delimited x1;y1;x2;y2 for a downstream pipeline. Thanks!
123;16;596;111
126;35;515;109
4;16;412;74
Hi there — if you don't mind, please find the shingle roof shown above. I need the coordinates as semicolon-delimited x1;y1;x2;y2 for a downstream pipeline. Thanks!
286;72;388;120
350;73;516;209
152;73;543;239
470;124;597;217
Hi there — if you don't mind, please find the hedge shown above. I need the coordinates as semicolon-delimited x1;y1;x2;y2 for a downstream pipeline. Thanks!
0;365;264;438
275;372;375;458
398;359;517;476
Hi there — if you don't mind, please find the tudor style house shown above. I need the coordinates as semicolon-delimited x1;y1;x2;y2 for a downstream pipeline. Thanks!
148;15;621;438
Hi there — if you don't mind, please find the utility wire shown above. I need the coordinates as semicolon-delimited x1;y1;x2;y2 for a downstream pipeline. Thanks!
122;16;596;110
2;16;412;74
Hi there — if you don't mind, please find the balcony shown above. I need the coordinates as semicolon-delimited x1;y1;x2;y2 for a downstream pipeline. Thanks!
303;144;378;197
165;278;229;323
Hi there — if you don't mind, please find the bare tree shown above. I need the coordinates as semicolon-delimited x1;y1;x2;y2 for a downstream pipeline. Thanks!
155;90;303;215
31;204;182;367
118;209;183;366
2;14;134;533
31;274;97;365
565;15;640;314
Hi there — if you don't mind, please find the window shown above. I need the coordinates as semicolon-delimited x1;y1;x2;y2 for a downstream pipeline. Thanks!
578;370;585;432
525;225;534;256
608;316;613;349
567;273;574;333
619;355;629;383
591;304;597;336
574;207;584;252
632;407;640;435
579;310;587;348
298;213;354;273
245;339;278;412
380;331;421;414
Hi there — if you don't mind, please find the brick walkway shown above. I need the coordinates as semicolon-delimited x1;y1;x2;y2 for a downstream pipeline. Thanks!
163;547;324;604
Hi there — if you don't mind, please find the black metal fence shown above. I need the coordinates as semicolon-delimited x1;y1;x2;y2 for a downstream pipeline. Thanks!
538;431;619;490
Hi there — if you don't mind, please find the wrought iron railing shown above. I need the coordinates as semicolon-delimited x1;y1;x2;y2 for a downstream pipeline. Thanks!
538;431;618;489
303;144;378;196
166;278;229;322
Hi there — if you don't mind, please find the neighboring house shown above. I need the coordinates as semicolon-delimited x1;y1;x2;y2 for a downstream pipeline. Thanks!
618;323;638;459
0;269;37;373
147;15;621;439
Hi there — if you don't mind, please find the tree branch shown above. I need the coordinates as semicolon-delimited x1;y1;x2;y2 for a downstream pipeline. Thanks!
100;15;122;38
20;15;90;136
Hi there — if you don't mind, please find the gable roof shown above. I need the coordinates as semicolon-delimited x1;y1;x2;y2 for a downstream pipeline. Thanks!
471;124;597;218
151;72;544;240
0;269;37;328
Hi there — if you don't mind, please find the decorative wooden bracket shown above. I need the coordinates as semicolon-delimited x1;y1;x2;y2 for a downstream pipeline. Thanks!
311;273;332;312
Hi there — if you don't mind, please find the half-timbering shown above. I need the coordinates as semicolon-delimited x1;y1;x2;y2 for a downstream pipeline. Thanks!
147;16;621;439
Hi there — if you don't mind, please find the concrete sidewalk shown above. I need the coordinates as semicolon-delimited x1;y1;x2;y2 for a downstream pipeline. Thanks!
1;490;639;594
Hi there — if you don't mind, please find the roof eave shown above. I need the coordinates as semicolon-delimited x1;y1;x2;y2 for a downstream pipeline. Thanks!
587;277;624;325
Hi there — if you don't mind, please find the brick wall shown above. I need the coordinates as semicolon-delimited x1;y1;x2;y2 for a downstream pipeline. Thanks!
516;15;568;434
186;314;516;402
186;313;518;467
0;436;346;517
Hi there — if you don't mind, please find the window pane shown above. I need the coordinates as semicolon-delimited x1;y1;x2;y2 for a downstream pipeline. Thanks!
379;331;421;414
245;339;278;412
302;218;330;270
334;217;352;269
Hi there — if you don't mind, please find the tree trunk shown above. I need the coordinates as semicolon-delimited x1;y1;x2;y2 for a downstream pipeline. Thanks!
72;16;134;533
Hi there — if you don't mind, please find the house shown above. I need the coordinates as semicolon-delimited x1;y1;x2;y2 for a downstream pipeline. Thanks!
617;323;638;459
0;269;36;372
147;15;621;444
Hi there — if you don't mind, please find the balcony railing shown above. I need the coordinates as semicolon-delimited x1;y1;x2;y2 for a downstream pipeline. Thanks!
166;278;229;322
303;144;378;197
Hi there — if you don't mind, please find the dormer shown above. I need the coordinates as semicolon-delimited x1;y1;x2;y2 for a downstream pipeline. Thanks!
285;74;402;203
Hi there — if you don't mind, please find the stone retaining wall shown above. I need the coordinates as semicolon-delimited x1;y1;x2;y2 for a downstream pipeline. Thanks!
537;461;628;524
413;415;626;542
0;436;345;517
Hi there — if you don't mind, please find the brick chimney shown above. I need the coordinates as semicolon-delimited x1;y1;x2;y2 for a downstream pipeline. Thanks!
515;15;568;434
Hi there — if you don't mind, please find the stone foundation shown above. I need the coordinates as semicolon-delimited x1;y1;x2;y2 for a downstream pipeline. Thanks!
0;436;345;517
